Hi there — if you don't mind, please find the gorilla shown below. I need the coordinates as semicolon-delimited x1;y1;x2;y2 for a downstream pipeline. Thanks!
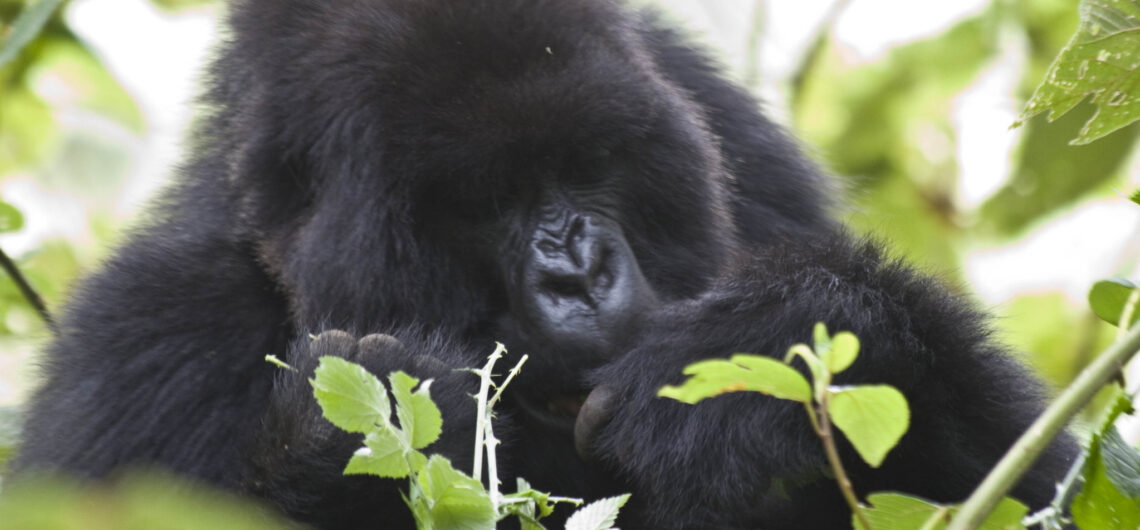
13;0;1075;528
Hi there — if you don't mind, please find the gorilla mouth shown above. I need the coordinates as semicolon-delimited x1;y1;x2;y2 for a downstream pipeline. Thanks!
514;391;588;433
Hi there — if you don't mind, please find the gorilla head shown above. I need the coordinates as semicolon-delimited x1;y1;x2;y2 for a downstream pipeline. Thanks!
225;0;747;403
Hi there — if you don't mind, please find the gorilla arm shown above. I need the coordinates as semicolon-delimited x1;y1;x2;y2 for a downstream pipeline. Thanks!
578;232;1077;528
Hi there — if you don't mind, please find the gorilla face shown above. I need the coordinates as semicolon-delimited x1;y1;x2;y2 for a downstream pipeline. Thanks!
375;20;742;399
408;92;738;414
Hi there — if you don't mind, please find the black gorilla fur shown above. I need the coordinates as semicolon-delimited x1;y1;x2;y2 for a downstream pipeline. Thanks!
14;0;1076;528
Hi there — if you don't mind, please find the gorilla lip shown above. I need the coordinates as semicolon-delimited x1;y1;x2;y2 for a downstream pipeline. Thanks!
513;390;588;433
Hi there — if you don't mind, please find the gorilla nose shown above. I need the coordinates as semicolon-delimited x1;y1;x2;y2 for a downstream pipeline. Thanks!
519;214;659;353
534;226;614;306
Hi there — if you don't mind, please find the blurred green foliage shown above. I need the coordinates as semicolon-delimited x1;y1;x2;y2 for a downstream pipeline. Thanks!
0;473;297;529
794;1;1127;391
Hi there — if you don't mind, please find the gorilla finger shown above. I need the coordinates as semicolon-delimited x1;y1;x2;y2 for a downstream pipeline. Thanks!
308;330;359;359
410;353;450;375
358;333;407;357
574;385;618;461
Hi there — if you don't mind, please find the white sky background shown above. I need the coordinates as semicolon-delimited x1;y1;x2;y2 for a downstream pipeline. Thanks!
23;0;1140;309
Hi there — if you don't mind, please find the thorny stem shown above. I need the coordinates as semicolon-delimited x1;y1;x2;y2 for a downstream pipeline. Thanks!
484;354;528;508
471;343;505;483
470;343;528;509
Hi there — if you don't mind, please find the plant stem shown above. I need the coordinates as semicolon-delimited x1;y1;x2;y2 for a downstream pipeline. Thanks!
0;245;53;329
471;343;506;483
816;393;873;530
947;321;1140;529
485;353;527;509
1119;288;1140;341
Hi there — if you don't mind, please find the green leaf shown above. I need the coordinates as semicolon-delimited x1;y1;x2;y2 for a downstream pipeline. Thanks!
859;493;1026;530
417;455;496;530
861;493;949;529
1089;277;1140;327
310;356;391;433
388;371;443;450
785;343;827;389
344;429;411;478
658;355;812;405
0;0;65;68
824;332;859;375
828;385;910;468
1099;427;1140;498
564;494;631;530
813;322;832;357
976;497;1030;530
501;478;582;528
1073;429;1140;528
0;202;24;233
1130;188;1140;205
1016;0;1140;144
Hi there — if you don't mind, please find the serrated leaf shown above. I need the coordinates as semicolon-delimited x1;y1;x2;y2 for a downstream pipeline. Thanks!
311;356;390;433
0;202;24;233
1099;427;1140;497
1131;188;1140;205
565;494;630;530
417;455;496;530
0;0;65;68
1073;426;1140;528
389;371;443;450
1016;0;1140;144
658;355;811;404
1089;277;1140;327
828;385;910;468
344;429;410;478
824;332;859;375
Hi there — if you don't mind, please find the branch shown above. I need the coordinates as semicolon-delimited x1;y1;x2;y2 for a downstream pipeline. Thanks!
0;245;53;329
947;321;1140;529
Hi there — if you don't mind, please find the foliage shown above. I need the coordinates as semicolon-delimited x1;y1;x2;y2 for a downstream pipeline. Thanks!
0;0;64;68
306;344;628;530
660;323;909;527
860;493;1027;530
0;473;298;530
1015;0;1140;144
1070;388;1140;528
660;323;909;469
1088;277;1140;328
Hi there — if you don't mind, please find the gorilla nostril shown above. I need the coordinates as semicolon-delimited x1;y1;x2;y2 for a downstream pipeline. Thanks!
542;275;590;299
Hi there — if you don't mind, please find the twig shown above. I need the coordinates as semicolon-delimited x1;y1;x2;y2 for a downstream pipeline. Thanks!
0;245;53;329
789;0;853;119
947;321;1140;529
815;392;873;530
